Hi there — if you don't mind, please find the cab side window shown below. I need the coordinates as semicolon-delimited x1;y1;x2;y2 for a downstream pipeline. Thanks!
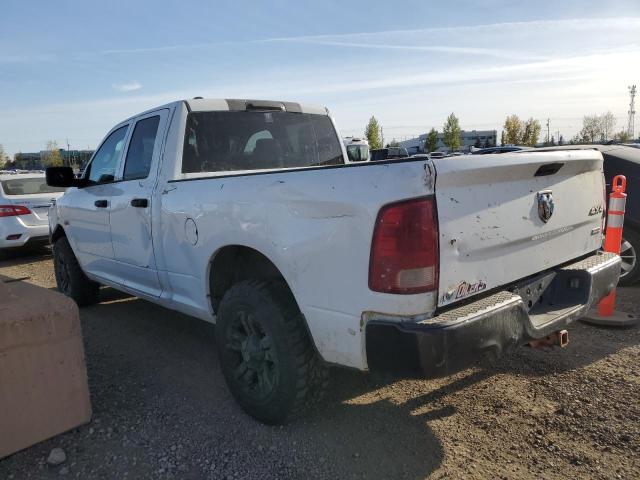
86;125;128;184
123;116;160;181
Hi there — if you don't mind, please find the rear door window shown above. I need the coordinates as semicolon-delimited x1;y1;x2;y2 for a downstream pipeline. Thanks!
123;116;161;181
182;111;344;173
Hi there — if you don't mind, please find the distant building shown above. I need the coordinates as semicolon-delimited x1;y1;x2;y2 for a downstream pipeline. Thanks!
12;152;42;170
399;130;497;154
13;149;93;171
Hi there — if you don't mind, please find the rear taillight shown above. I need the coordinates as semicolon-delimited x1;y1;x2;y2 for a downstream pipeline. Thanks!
0;205;31;217
369;197;439;294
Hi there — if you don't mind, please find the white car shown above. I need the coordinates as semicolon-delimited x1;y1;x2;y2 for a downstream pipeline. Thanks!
0;173;66;249
47;98;620;423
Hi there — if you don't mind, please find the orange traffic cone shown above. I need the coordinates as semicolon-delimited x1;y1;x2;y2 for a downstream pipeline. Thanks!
583;175;638;327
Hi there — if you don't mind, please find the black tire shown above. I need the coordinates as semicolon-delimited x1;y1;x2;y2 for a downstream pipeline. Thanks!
215;280;328;424
618;228;640;286
53;237;100;306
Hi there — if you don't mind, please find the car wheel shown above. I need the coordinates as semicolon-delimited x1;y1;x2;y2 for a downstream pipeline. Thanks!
215;280;328;424
53;236;100;306
618;228;640;286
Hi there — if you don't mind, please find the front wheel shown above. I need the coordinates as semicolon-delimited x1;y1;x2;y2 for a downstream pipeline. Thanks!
215;280;328;424
53;237;100;306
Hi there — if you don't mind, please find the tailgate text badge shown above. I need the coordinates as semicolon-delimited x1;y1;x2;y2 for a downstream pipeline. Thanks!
537;190;554;223
588;205;603;216
444;280;488;302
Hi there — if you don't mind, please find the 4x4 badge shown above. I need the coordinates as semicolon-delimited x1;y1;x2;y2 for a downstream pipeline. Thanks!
537;190;554;223
588;205;603;216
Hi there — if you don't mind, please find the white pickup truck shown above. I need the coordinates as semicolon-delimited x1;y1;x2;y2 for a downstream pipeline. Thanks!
46;98;620;424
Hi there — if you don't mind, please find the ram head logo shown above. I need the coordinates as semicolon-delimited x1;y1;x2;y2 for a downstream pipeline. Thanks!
537;190;554;223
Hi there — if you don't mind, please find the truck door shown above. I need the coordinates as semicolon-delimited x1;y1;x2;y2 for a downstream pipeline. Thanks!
62;124;129;281
108;109;168;297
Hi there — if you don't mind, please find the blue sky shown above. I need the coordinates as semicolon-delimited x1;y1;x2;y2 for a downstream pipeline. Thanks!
1;0;639;155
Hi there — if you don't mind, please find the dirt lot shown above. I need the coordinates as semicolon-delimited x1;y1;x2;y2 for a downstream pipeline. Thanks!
0;245;638;480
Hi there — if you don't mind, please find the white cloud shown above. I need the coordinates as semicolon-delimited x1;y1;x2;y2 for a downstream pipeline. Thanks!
276;16;640;39
112;81;142;92
0;53;57;64
97;17;640;57
286;39;543;61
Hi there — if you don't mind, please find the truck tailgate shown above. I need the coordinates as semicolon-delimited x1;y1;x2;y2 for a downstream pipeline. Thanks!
434;150;605;307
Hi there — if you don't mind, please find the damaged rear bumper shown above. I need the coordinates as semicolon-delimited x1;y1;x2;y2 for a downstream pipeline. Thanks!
365;252;621;378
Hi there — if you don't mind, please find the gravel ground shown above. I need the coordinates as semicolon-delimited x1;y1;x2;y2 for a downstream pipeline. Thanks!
1;245;639;479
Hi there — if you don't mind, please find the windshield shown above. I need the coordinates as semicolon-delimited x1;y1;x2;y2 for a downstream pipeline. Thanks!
182;111;344;173
1;178;66;196
346;145;369;162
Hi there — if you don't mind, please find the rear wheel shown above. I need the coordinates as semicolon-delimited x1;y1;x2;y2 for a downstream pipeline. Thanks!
618;228;640;286
53;237;100;306
215;280;328;424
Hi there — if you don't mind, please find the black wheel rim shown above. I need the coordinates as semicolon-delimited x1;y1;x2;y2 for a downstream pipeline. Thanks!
619;237;637;279
55;251;71;294
224;309;278;401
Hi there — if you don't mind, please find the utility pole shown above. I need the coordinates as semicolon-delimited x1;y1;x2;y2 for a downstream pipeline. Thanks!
546;118;550;145
628;85;636;140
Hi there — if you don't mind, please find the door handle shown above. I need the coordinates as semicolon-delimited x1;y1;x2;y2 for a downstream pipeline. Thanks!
130;198;149;208
94;200;108;208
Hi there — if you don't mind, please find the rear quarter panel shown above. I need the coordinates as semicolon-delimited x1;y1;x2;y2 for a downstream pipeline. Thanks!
157;160;435;369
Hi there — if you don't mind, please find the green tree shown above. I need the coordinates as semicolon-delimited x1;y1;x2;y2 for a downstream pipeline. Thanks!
442;113;461;152
364;116;382;150
500;130;505;146
521;118;541;146
503;114;523;145
600;111;616;141
386;139;399;147
44;140;64;167
614;129;631;142
579;114;602;143
0;144;7;168
426;128;438;152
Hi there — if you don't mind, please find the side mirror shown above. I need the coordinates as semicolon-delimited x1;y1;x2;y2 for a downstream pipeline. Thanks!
46;167;83;188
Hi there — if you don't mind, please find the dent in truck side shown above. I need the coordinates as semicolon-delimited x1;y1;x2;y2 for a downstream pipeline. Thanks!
156;159;437;369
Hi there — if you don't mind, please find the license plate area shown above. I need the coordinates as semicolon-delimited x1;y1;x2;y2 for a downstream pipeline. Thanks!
509;268;590;328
